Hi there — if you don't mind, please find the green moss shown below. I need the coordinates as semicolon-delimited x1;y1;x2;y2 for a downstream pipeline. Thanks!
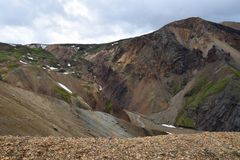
185;77;230;109
7;63;19;70
104;100;113;113
170;77;189;95
54;86;72;103
0;52;11;62
172;82;183;95
72;93;78;97
230;67;240;77
86;44;107;54
175;76;230;129
31;48;55;59
184;76;207;97
175;111;195;128
0;46;58;66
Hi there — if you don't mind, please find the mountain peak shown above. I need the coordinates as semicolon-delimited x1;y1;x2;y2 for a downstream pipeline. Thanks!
182;17;204;21
165;17;210;28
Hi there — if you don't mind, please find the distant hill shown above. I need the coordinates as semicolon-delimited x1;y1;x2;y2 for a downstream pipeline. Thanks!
222;21;240;30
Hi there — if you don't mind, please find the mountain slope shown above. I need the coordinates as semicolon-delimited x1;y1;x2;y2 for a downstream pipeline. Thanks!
0;81;163;137
0;17;240;133
64;17;239;131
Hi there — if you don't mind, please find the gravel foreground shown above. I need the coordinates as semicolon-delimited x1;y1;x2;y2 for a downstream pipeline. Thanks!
0;132;240;160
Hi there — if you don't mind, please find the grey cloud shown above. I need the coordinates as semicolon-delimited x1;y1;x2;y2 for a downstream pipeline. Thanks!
0;0;63;26
81;0;240;29
0;0;239;44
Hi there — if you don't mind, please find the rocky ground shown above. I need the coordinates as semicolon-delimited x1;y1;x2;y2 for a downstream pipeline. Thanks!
0;132;239;160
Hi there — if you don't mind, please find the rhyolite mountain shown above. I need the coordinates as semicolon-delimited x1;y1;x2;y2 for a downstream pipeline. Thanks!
222;21;240;31
0;17;239;137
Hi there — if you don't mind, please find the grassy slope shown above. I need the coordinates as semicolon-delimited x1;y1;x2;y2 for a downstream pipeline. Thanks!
175;66;239;128
0;45;58;67
54;86;72;103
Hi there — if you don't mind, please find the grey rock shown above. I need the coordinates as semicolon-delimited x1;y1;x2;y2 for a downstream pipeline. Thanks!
190;79;240;131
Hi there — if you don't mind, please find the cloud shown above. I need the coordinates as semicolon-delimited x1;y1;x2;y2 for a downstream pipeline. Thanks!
0;0;239;44
0;26;35;43
61;0;96;22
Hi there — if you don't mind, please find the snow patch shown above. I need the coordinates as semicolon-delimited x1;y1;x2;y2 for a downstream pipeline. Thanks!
57;82;72;94
41;44;47;49
71;45;79;52
46;65;58;71
19;60;28;65
161;124;176;128
27;56;34;60
112;42;119;46
67;63;71;67
98;85;103;91
63;71;74;75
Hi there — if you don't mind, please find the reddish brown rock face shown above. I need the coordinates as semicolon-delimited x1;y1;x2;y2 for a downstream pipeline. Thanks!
46;45;77;62
82;17;240;130
0;17;240;133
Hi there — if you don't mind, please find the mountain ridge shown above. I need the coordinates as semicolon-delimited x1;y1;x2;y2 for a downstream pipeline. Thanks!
0;17;240;136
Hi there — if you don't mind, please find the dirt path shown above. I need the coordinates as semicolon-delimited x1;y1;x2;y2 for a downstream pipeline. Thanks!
125;110;198;134
0;132;239;160
136;114;145;128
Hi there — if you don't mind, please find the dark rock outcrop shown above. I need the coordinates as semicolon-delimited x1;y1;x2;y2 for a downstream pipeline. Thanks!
206;45;231;63
193;79;240;131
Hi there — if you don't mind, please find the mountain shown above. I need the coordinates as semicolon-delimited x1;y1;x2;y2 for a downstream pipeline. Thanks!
0;17;240;136
222;21;240;30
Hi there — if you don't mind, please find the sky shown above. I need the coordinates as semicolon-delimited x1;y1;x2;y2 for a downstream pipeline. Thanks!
0;0;239;44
